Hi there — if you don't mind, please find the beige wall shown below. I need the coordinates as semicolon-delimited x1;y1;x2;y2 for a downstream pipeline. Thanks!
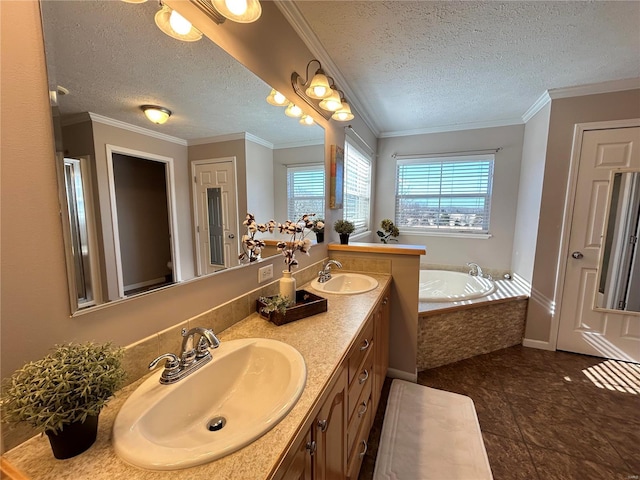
511;103;551;283
525;89;640;343
376;124;525;271
2;1;386;390
246;140;275;220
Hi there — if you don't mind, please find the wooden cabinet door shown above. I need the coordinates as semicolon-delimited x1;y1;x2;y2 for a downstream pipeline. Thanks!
274;429;313;480
314;367;347;480
373;289;390;414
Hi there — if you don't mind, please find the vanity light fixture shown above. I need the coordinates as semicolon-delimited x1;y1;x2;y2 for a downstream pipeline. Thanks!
332;98;355;122
284;103;303;118
141;105;172;124
318;87;343;112
266;89;288;106
211;0;262;23
154;5;203;42
299;114;315;126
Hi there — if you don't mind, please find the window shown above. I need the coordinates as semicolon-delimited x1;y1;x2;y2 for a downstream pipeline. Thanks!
395;154;494;234
344;140;372;234
287;164;325;221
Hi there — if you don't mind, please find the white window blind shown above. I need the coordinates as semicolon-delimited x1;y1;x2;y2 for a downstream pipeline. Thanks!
395;154;494;233
344;140;372;234
287;164;325;221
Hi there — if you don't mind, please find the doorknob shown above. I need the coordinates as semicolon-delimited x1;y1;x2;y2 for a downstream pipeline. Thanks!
571;251;584;259
228;233;235;239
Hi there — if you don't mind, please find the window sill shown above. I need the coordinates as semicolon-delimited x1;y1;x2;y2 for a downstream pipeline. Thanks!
399;230;492;240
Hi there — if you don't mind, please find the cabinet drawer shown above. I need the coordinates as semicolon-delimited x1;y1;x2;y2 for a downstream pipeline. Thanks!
346;393;373;480
347;351;373;422
346;377;372;457
347;319;374;386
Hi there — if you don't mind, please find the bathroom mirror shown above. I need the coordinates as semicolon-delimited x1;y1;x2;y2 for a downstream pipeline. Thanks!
596;170;640;312
40;0;324;313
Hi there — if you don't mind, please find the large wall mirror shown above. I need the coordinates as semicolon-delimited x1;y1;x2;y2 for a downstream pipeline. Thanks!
41;0;325;314
597;170;640;313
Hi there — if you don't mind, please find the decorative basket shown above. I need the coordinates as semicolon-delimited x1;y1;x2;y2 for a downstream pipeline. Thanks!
257;289;327;326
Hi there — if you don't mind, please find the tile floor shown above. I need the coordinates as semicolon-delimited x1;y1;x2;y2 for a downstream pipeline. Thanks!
360;345;640;480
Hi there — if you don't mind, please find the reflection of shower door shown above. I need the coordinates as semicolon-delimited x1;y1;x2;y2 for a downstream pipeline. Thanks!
557;125;640;362
193;159;238;275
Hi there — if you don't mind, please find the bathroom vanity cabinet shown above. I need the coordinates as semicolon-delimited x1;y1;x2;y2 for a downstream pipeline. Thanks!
275;286;391;480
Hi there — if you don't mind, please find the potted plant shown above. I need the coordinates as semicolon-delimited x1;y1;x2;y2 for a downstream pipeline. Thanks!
1;342;126;459
334;219;355;245
312;218;325;243
377;219;400;243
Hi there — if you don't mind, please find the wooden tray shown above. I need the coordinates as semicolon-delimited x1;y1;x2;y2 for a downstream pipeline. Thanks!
257;289;327;326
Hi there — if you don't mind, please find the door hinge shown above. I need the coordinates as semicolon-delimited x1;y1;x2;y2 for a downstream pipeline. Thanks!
630;235;638;245
197;225;200;233
194;175;197;183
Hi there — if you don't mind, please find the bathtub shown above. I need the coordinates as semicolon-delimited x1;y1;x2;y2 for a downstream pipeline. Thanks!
419;270;496;302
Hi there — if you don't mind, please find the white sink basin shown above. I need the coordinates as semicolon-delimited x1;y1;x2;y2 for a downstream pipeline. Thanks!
310;273;378;295
113;338;306;470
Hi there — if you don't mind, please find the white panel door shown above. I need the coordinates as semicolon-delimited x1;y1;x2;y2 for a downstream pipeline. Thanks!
193;160;238;275
557;127;640;362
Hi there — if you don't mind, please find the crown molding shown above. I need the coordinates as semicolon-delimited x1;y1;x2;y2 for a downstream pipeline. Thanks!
522;91;552;123
548;77;640;99
188;132;274;149
274;138;324;150
379;117;524;138
274;0;381;137
81;112;187;146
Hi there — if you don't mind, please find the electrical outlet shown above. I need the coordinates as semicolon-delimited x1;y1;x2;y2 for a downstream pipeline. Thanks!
258;264;273;283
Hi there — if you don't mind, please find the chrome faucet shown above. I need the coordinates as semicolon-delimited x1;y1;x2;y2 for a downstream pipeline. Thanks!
318;259;342;283
467;262;483;277
149;326;220;385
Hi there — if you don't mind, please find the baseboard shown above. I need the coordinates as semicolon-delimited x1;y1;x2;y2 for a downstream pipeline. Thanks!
522;338;555;351
387;367;417;383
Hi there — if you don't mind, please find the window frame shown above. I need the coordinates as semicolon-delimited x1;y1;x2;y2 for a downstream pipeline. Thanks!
343;139;372;235
394;154;495;236
286;163;325;222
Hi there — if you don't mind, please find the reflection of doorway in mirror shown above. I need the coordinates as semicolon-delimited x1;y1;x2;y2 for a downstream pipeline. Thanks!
557;124;640;363
106;145;181;299
192;158;239;275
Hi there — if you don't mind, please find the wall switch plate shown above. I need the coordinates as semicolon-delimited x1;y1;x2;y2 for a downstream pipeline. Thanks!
258;264;273;283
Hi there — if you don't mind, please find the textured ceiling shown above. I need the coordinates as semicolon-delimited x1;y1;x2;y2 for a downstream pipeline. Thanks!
294;0;640;136
41;0;323;147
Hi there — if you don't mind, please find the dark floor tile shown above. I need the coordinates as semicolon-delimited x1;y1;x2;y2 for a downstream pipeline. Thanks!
527;444;634;480
482;432;539;480
417;375;523;441
418;355;504;393
567;381;640;422
588;412;640;474
500;364;583;409
483;345;559;370
509;395;629;470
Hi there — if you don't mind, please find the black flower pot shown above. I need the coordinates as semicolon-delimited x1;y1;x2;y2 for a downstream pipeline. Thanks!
315;231;324;243
339;233;350;245
45;414;99;459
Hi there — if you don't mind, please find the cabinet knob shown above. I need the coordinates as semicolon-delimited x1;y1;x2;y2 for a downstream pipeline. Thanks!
358;401;368;418
306;440;316;456
317;419;328;432
359;440;368;458
358;369;370;385
360;338;371;351
382;297;388;305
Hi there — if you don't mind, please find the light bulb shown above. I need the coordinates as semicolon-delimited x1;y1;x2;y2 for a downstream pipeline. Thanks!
169;9;192;35
274;92;286;104
225;0;248;16
285;103;303;118
300;115;315;126
313;85;328;98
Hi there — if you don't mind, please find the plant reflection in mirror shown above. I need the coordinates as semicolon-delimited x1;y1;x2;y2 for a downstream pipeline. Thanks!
277;214;317;272
377;219;400;243
239;213;276;263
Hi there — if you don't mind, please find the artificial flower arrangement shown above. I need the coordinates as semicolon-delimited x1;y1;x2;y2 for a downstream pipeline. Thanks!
276;214;317;272
377;218;400;243
238;213;276;263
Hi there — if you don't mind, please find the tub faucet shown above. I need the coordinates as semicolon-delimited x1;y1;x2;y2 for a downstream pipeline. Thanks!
467;262;483;277
318;259;342;283
149;326;220;385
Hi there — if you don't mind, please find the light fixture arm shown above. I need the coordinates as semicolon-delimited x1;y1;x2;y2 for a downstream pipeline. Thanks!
291;72;332;120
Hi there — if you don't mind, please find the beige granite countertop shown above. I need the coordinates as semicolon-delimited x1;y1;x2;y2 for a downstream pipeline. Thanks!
4;274;391;480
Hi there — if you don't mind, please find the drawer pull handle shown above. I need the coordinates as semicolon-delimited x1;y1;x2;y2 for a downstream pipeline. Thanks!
359;440;368;458
360;339;370;351
358;401;368;417
306;440;316;456
383;297;388;305
358;369;369;384
317;419;328;432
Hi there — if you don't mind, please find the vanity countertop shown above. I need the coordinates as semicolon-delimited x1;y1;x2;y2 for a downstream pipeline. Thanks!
3;274;392;480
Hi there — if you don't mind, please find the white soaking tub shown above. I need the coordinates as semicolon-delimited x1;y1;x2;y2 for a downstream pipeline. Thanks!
419;270;496;302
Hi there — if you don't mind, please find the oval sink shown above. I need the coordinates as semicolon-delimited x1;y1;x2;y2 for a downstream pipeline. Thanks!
113;338;306;470
310;273;378;295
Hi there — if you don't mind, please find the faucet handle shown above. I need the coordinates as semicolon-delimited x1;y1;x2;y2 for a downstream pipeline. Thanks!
149;353;180;371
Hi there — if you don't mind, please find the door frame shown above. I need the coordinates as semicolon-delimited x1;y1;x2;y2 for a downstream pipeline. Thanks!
551;118;640;350
105;144;181;298
191;156;239;276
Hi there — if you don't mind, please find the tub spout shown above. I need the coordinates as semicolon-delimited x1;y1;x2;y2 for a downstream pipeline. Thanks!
467;262;483;277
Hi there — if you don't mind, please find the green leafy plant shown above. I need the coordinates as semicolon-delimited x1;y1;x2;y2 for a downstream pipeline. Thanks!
333;219;355;234
312;219;325;233
1;342;126;434
259;294;291;315
377;219;400;243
